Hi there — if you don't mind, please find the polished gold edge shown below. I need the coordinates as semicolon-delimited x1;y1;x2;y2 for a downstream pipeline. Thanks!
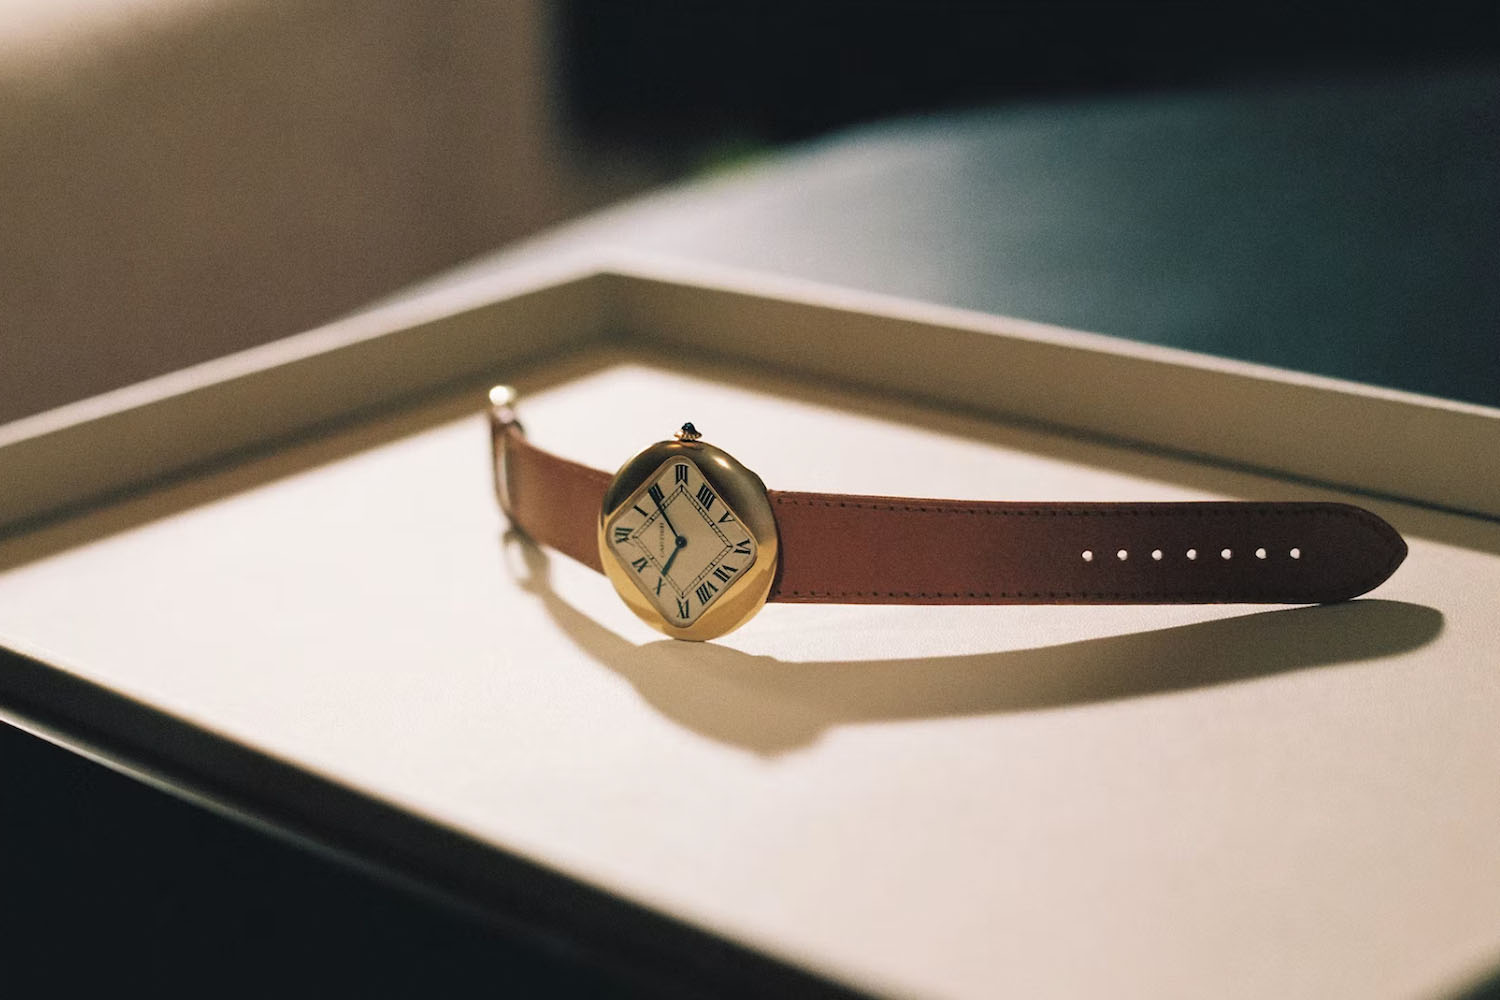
488;384;523;518
598;438;779;641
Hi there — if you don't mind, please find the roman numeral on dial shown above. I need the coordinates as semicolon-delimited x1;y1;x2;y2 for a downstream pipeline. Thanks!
712;564;737;583
648;484;665;505
695;581;717;604
614;526;632;543
631;556;649;573
674;464;688;483
695;485;715;510
676;596;690;619
718;510;734;523
733;540;752;555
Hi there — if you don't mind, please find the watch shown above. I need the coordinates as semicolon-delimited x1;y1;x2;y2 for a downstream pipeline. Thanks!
488;386;1407;641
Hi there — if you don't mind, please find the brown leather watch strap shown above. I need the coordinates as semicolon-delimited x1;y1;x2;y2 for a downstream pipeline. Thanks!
498;427;610;574
768;491;1404;604
496;425;1406;605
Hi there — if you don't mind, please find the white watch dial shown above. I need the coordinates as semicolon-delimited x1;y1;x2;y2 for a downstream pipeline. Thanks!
602;457;758;626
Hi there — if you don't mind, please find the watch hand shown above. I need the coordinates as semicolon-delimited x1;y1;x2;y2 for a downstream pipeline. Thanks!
654;494;681;540
659;533;687;577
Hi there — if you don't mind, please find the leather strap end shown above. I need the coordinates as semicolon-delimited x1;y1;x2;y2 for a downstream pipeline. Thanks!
766;492;1406;606
500;426;610;574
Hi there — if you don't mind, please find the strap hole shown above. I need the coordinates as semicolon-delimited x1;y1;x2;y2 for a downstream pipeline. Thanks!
1117;549;1128;561
1186;548;1197;560
1255;547;1267;559
1151;549;1163;561
1221;548;1233;560
1290;547;1301;559
1081;550;1094;562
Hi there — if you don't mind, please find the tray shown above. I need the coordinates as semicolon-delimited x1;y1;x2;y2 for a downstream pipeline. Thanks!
2;256;1498;999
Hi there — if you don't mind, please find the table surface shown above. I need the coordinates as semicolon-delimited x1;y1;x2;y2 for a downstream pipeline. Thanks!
426;66;1500;410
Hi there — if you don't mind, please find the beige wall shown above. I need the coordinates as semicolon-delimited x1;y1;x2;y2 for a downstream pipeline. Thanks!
0;0;603;423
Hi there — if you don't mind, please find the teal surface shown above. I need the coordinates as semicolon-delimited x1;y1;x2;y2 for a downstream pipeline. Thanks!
505;69;1499;407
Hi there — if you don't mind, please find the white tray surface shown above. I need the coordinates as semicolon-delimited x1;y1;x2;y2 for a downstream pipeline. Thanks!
1;352;1498;1000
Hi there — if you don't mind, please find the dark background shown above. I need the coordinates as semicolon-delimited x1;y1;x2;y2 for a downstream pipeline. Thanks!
561;1;1500;146
4;3;1499;996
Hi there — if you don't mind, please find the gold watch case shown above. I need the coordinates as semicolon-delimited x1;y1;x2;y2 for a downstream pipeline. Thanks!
598;430;779;641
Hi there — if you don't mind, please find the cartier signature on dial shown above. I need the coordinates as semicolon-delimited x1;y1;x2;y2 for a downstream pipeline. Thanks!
489;385;1407;642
